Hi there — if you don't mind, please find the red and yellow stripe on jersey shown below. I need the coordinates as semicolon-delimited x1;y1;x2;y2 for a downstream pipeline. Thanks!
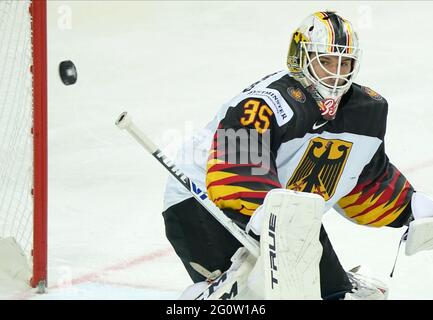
338;165;412;227
206;124;281;216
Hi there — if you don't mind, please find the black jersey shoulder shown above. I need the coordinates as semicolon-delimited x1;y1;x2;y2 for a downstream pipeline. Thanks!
266;73;322;140
325;84;389;139
350;83;388;109
335;83;388;139
266;74;321;119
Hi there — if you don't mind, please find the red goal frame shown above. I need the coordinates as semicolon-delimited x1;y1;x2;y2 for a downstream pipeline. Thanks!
30;0;48;289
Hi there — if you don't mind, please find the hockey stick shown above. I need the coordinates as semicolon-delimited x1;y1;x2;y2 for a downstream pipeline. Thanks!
115;112;260;258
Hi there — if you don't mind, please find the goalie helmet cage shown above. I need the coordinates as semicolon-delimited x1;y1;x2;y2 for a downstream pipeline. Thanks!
0;0;47;290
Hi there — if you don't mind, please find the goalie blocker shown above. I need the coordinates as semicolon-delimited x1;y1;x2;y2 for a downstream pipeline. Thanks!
248;189;324;299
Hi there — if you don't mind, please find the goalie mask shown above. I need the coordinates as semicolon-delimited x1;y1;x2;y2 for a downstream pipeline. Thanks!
287;11;361;120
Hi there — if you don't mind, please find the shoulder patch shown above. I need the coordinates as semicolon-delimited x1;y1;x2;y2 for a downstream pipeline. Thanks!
287;87;306;103
361;86;383;101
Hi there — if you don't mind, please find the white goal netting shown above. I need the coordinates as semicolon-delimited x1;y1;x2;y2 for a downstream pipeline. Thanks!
0;0;34;280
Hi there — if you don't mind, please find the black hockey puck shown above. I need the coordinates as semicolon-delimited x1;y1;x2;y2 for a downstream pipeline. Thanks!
59;60;77;85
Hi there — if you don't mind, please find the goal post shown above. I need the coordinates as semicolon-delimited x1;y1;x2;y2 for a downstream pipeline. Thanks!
31;0;48;290
0;0;47;290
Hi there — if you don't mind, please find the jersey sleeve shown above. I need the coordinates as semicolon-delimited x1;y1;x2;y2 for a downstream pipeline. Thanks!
335;100;414;228
206;97;283;225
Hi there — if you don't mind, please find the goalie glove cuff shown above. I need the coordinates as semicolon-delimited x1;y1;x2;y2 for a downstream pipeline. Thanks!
405;192;433;255
411;192;433;220
245;204;265;238
405;217;433;256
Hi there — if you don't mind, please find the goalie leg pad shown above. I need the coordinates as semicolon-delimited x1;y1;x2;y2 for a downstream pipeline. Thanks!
180;189;326;300
256;189;325;299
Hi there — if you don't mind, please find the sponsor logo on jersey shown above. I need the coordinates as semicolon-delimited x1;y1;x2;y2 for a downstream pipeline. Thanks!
248;89;290;122
319;98;338;119
287;87;306;103
286;137;353;201
312;120;328;130
362;86;383;101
